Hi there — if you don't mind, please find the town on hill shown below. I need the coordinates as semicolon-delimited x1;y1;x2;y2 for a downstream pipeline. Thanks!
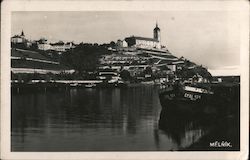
11;23;213;86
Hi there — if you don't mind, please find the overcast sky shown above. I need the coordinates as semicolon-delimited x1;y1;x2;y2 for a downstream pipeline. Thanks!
12;11;241;71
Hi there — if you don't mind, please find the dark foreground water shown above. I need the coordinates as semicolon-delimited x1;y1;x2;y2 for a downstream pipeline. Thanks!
11;86;239;151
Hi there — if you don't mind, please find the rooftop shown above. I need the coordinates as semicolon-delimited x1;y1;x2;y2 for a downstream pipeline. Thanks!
11;35;23;38
50;41;65;46
126;36;159;42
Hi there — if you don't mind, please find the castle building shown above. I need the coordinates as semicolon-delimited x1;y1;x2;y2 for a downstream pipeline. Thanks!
125;23;161;49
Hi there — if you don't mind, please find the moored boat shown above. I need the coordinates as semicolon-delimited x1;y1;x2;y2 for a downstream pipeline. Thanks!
159;81;214;113
85;83;96;88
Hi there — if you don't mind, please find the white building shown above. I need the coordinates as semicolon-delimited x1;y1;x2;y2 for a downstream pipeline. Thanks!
11;30;26;44
37;39;76;52
37;38;52;50
38;43;52;51
50;41;66;52
167;64;177;72
117;39;128;48
64;42;76;50
50;41;76;52
125;23;161;49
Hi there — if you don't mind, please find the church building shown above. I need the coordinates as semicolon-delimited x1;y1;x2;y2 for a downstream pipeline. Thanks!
11;30;27;44
125;23;161;49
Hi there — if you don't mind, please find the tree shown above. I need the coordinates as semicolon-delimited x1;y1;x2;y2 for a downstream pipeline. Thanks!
176;65;212;81
60;43;110;73
109;41;116;48
120;70;131;81
144;66;153;75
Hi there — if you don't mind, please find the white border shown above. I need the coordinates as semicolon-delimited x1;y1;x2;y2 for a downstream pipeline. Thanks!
1;1;249;160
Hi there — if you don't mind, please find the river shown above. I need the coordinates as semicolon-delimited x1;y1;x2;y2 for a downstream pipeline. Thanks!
11;86;239;151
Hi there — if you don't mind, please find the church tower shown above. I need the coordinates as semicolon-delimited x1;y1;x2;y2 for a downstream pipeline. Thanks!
153;22;160;42
20;30;25;38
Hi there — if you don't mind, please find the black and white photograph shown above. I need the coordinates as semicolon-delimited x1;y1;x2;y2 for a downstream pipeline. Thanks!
1;1;249;160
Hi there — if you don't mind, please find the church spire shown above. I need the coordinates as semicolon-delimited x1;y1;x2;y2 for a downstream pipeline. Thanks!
154;22;160;31
21;30;24;37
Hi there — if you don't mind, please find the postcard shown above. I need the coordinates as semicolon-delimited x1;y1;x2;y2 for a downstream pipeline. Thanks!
1;0;249;159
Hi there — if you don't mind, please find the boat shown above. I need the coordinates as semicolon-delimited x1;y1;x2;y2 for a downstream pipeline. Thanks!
159;81;214;113
70;83;79;87
141;80;155;85
85;83;96;88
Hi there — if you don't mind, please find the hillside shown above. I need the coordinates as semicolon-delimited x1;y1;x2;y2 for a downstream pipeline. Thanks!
11;48;74;74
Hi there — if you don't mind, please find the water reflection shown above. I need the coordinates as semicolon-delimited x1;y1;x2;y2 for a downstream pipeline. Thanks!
12;86;166;151
157;105;211;150
11;86;239;151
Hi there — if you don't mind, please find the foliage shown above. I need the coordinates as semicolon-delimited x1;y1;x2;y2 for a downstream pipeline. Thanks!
120;70;131;81
144;67;153;75
109;41;116;48
60;43;111;72
176;65;212;80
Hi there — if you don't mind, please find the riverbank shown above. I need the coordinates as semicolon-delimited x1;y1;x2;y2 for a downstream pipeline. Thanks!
11;81;157;93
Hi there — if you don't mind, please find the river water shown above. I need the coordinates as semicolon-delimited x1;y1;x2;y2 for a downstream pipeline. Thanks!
11;86;239;151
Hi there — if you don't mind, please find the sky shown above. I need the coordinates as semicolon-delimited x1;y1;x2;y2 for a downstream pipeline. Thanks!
12;11;241;74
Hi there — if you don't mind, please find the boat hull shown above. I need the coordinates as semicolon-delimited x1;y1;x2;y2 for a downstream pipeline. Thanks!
159;87;214;114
